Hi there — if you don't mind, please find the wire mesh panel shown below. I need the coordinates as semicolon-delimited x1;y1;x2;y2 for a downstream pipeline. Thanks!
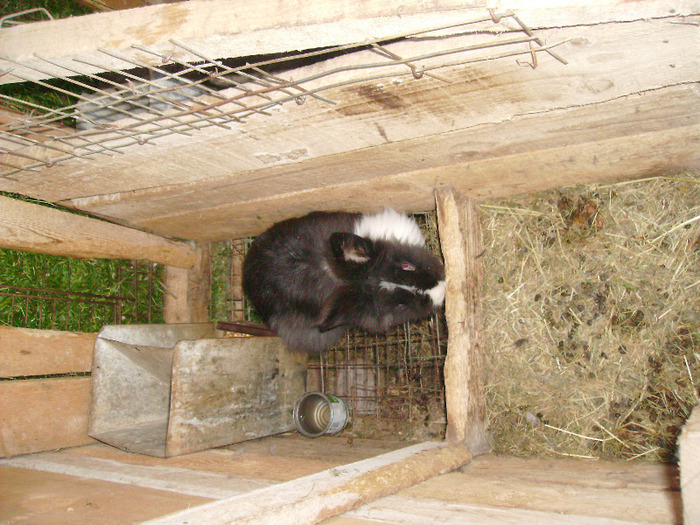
0;250;163;331
0;10;566;178
211;211;448;440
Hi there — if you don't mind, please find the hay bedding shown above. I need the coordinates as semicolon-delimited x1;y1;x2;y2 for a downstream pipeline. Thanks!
481;173;699;462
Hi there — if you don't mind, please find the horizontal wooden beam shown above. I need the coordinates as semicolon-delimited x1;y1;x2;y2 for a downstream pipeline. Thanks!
0;326;95;378
147;441;471;524
90;84;700;240
0;377;95;458
0;196;195;267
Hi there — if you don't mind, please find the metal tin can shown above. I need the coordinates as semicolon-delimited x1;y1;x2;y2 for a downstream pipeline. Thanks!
293;392;349;438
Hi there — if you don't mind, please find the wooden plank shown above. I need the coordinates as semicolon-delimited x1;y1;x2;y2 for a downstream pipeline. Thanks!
163;242;211;323
436;188;489;454
0;326;95;378
0;465;210;525
680;403;700;525
1;18;695;236
0;451;272;499
66;436;410;481
2;0;696;86
398;467;682;524
146;441;472;525
0;377;94;458
335;495;653;525
131;88;699;241
461;454;680;492
0;195;195;267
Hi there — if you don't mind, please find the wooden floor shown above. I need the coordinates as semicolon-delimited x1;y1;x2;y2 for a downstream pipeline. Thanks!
0;434;681;524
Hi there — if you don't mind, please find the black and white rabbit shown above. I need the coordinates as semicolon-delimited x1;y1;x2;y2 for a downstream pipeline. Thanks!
243;209;446;353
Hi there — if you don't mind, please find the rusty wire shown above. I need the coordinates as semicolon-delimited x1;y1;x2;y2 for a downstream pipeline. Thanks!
0;11;566;178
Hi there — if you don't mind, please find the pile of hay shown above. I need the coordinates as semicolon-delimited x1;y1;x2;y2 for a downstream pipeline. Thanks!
481;173;699;462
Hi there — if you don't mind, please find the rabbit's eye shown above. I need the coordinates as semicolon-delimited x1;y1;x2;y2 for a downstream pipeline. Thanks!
401;263;415;271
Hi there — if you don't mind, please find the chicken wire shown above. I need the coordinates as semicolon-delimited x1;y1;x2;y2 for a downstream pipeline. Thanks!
1;10;566;178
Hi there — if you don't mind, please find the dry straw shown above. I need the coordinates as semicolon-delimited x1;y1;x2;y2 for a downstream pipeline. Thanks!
480;173;699;462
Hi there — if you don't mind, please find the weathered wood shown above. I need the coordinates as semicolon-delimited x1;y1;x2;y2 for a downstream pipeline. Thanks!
146;441;472;525
397;466;682;524
0;195;196;267
2;0;696;86
163;242;211;323
1;451;272;499
0;325;95;378
0;465;210;525
89;325;307;457
435;187;490;454
680;403;700;525
0;377;94;458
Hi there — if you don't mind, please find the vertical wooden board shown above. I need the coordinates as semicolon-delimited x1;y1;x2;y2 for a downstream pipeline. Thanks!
0;326;96;378
0;377;94;458
164;242;211;323
435;186;490;454
680;403;700;525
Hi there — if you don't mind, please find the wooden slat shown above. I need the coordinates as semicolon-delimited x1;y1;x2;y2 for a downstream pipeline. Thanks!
436;188;489;454
0;377;94;458
397;469;681;524
680;403;700;525
0;465;210;525
146;441;472;525
0;326;95;378
0;196;195;267
1;451;272;499
163;242;211;323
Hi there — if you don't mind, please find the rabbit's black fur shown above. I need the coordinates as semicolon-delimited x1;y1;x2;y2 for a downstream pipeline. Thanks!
243;209;445;352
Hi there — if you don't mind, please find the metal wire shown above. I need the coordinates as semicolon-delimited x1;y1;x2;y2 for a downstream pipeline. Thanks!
0;11;567;178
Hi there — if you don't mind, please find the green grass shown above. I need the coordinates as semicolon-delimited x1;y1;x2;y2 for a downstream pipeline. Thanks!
0;249;164;332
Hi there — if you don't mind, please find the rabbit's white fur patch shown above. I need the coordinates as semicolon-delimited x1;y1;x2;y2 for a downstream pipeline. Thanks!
354;208;425;246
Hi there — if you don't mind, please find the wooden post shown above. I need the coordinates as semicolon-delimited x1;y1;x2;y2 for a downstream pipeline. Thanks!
163;243;211;323
680;403;700;525
435;186;490;455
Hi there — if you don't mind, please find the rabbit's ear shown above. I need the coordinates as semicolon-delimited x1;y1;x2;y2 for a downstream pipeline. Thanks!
330;232;373;264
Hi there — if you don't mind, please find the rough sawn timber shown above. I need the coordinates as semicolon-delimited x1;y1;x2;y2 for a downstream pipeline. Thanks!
0;10;697;241
436;188;490;454
0;195;196;268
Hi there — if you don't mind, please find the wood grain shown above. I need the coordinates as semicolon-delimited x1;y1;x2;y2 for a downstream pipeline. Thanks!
0;196;195;267
0;326;95;378
436;188;489;454
0;377;94;458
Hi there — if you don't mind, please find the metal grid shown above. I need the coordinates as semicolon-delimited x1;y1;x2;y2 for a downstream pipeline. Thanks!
1;10;566;178
0;257;163;332
214;213;448;437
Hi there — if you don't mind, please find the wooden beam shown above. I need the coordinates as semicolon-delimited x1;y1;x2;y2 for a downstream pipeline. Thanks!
163;242;211;323
126;87;700;240
0;377;94;458
435;187;490;454
2;0;695;86
0;196;196;267
0;326;95;378
146;441;472;524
